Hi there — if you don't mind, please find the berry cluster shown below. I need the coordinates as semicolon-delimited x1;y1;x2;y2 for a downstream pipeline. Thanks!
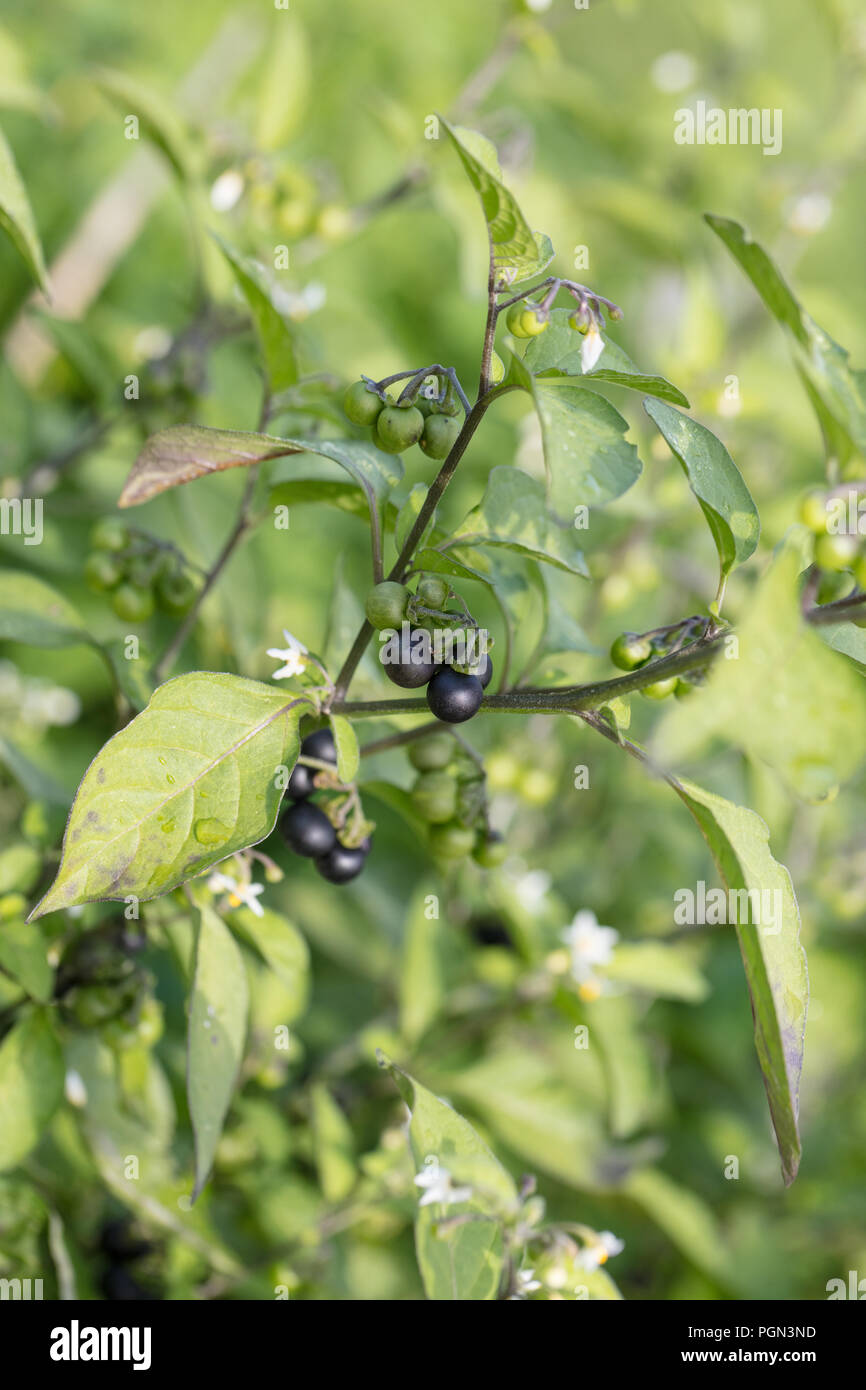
609;618;708;700
800;488;866;610
85;518;198;623
408;731;506;866
503;276;623;340
57;922;162;1050
343;369;464;459
364;574;493;722
279;727;373;883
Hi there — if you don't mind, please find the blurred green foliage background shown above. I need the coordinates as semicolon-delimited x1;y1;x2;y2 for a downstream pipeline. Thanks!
0;0;864;1300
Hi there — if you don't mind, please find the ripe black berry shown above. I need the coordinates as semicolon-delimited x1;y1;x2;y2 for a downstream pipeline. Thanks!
280;801;337;857
476;654;493;689
315;844;367;883
301;727;337;765
426;668;484;723
469;915;512;948
286;761;316;800
381;643;439;688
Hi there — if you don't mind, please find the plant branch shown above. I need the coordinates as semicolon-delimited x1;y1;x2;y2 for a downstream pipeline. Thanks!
331;385;512;702
152;390;271;685
334;632;726;718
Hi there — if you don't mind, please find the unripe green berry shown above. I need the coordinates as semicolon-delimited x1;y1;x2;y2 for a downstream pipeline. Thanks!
428;821;476;858
814;531;859;572
641;676;678;700
90;518;129;553
84;551;124;592
112;583;155;623
408;731;454;772
416;574;450;609
343;380;383;426
798;490;829;534
364;581;409;629
506;302;531;338
156;570;197;616
375;404;424;453
472;831;507;869
610;632;652;670
420;413;461;459
411;771;458;824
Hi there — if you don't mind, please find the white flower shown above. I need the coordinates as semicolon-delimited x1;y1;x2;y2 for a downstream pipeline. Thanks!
512;868;552;914
207;872;265;917
210;168;245;212
578;1231;625;1269
581;324;605;373
513;1267;542;1297
64;1069;87;1108
267;629;309;681
561;910;618;984
413;1162;472;1208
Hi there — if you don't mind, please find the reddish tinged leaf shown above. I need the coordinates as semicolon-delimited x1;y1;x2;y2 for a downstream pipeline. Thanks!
118;425;302;508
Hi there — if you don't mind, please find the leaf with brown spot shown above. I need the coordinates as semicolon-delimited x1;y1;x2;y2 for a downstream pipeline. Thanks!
118;426;404;514
29;672;309;918
118;425;303;508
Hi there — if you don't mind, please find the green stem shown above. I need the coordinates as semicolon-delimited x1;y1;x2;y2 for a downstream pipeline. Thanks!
333;633;725;719
331;385;512;702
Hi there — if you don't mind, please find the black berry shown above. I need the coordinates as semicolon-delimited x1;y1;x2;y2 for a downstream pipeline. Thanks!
315;844;367;883
477;654;493;689
301;727;337;765
426;668;484;723
286;761;316;800
381;636;439;689
280;801;337;857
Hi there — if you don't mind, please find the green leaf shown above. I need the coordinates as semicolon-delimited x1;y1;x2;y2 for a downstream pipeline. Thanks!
591;995;663;1138
0;840;40;893
509;355;642;517
526;567;599;682
30;673;307;919
94;68;195;182
102;636;156;712
644;398;760;581
706;214;866;463
310;1084;356;1203
227;905;309;1021
0;570;87;647
213;234;297;393
655;541;866;800
0;736;69;804
441;119;550;286
0;1009;64;1171
187;901;249;1200
524;309;689;406
453;466;588;576
254;15;311;150
0;124;48;292
328;714;359;783
121;427;402;539
118;425;303;508
399;886;446;1045
440;1038;607;1191
819;620;866;668
382;1056;515;1301
672;779;808;1186
623;1166;733;1285
603;942;709;1002
268;477;367;522
395;483;433;553
0;920;53;1002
